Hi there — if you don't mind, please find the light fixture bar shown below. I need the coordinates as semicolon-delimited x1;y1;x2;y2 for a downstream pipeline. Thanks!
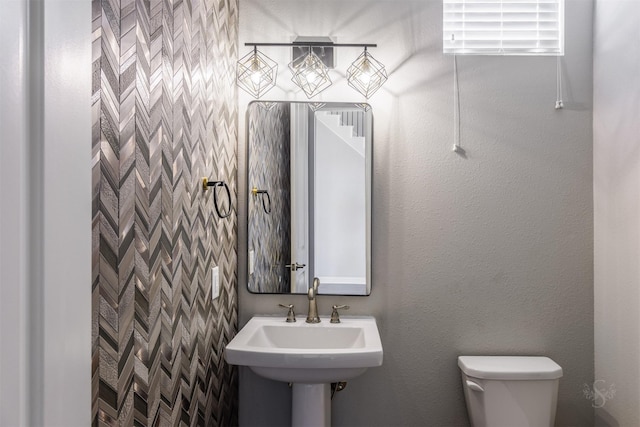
237;40;388;99
245;42;377;48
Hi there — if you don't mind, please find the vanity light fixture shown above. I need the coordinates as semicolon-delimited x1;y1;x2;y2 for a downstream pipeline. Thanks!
236;46;278;98
289;47;332;98
347;47;388;98
240;41;386;99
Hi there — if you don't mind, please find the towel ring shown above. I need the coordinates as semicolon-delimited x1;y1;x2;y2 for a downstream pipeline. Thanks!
251;187;272;214
202;177;232;219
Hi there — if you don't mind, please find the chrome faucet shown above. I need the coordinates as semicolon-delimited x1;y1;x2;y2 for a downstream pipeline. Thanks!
306;278;321;323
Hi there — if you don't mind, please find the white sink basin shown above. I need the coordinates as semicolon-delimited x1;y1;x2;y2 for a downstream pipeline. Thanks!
225;315;383;383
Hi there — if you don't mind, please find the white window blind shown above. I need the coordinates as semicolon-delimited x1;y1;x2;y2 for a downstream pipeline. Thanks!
443;0;564;55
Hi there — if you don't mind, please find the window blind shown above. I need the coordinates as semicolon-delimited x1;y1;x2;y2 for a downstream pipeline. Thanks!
443;0;564;55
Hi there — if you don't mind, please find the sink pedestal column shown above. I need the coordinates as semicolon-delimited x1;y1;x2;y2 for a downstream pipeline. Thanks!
291;383;330;427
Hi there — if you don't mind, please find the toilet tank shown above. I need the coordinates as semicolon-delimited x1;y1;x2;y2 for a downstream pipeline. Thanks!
458;356;563;427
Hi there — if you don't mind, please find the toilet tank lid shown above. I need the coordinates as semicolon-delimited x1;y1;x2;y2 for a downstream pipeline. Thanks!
458;356;563;380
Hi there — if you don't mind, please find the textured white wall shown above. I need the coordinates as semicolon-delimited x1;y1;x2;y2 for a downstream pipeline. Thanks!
594;1;640;425
238;1;594;425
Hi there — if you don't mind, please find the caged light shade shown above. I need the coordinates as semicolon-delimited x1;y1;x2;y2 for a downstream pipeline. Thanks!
347;48;388;98
236;47;278;98
289;50;332;99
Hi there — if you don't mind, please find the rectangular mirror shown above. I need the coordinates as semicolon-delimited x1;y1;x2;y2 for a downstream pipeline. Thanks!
246;102;372;295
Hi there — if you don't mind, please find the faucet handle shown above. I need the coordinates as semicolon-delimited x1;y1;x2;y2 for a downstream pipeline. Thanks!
330;305;350;323
278;304;296;323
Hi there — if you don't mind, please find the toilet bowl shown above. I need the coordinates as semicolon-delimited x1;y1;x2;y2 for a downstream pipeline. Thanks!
458;356;562;427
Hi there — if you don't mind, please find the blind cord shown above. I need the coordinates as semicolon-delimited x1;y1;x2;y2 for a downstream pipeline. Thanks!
555;56;564;109
453;54;462;152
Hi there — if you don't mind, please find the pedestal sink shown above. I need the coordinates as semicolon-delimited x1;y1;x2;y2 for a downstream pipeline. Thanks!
225;315;383;426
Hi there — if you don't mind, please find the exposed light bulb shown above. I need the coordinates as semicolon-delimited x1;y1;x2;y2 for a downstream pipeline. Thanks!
359;61;372;85
306;71;318;84
250;60;262;84
236;47;277;98
251;71;262;85
346;49;387;98
289;50;332;98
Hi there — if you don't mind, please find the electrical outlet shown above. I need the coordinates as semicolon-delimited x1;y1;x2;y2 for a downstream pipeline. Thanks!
211;266;220;300
249;250;255;275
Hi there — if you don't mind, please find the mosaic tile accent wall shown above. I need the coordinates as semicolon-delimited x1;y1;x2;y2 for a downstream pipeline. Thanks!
247;103;292;293
91;0;238;424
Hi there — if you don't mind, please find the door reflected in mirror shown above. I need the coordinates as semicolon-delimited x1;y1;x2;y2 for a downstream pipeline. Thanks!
247;102;372;295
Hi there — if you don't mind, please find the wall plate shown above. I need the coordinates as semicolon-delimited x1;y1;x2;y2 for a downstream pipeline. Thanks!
292;36;335;69
212;266;220;300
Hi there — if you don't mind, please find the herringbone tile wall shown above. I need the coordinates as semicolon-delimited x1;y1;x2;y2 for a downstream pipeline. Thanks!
247;103;292;293
91;0;239;424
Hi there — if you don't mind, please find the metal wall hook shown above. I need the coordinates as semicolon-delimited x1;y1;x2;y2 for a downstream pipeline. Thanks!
251;186;272;214
202;177;233;219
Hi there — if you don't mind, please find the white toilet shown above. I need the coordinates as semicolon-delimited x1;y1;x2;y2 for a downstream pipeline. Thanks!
458;356;562;427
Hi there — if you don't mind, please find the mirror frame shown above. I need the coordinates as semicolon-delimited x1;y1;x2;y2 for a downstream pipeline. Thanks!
243;101;373;296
